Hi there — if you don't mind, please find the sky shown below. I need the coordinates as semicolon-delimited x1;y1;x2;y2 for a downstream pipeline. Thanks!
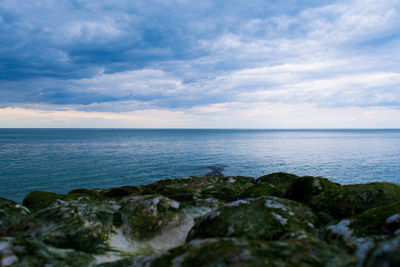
1;0;400;128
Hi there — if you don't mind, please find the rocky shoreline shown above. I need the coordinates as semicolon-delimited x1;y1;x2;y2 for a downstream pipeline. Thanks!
1;172;400;266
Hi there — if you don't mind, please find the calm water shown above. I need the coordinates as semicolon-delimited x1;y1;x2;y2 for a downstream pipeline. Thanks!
1;129;400;202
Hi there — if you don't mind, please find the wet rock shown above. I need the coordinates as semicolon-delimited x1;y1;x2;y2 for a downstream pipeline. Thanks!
0;198;29;235
187;196;318;241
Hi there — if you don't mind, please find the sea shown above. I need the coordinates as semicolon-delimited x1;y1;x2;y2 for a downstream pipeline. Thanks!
1;129;400;202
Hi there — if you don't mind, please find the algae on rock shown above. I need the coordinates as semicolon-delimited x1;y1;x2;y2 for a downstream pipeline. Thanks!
1;172;400;266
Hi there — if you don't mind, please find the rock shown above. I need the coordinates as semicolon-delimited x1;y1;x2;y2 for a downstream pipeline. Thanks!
256;172;300;196
2;172;400;266
138;176;255;202
363;234;400;267
199;176;255;201
347;201;400;237
285;176;341;203
23;190;102;212
68;188;103;199
324;201;400;257
310;182;400;218
22;191;65;212
20;198;118;253
118;195;184;240
238;183;280;199
0;237;94;266
187;196;318;241
102;237;352;267
0;198;29;235
101;188;132;198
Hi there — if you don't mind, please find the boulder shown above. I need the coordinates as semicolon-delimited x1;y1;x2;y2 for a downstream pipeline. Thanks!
101;237;352;267
118;195;184;240
187;196;318;241
0;237;94;266
310;183;400;218
0;198;30;235
21;198;117;252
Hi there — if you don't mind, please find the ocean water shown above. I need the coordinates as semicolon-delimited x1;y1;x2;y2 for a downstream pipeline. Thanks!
1;129;400;202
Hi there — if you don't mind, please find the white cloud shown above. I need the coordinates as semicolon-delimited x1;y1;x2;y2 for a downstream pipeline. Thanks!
70;69;184;97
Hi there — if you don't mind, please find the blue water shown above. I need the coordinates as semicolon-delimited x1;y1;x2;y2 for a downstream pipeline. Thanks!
1;129;400;202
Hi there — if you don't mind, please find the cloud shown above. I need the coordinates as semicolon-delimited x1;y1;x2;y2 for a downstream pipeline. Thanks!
1;0;400;127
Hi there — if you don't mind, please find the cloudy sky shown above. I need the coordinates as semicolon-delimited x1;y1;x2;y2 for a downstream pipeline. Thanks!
1;0;400;128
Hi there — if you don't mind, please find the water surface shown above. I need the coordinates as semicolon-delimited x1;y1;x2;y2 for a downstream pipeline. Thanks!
1;129;400;201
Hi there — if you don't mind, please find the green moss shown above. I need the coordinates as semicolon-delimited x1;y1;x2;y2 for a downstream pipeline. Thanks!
285;176;341;203
119;195;184;240
68;188;102;199
101;188;132;198
348;201;400;237
110;237;354;267
0;237;94;266
238;184;280;198
363;234;400;267
187;196;318;241
257;172;299;184
21;199;117;253
22;191;65;212
0;198;30;235
310;182;400;218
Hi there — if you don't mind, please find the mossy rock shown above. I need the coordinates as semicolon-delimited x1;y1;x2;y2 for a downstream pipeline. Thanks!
256;172;300;196
348;201;400;237
238;183;280;199
200;185;245;202
139;176;255;202
199;177;256;202
0;237;94;266
187;196;318;241
285;176;341;203
148;186;198;202
101;188;133;198
310;182;400;218
325;201;400;253
0;198;30;235
22;191;65;212
257;172;299;184
68;188;103;199
363;234;400;267
21;199;117;253
119;195;184;240
102;237;352;267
